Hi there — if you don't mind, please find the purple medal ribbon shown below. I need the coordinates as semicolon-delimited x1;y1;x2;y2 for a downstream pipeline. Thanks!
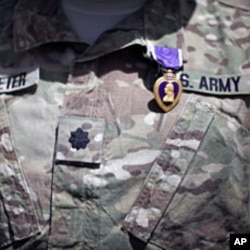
152;46;183;69
151;46;183;112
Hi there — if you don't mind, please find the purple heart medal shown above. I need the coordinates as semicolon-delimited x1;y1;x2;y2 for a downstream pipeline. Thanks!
152;47;183;112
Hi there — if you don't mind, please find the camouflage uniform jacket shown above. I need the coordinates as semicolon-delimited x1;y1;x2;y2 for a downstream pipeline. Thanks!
0;0;250;249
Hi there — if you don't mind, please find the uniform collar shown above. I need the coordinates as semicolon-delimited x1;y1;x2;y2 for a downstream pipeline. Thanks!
13;0;190;61
13;0;80;51
13;0;146;52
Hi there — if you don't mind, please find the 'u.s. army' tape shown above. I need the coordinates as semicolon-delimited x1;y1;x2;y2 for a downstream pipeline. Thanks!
177;71;250;95
148;44;250;96
0;68;39;94
0;66;249;96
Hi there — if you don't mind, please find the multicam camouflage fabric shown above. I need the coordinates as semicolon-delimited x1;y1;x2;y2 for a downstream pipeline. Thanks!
122;99;215;243
0;0;249;250
123;99;250;250
0;99;39;248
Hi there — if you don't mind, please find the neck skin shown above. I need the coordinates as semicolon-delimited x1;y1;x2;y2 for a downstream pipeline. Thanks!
61;0;146;44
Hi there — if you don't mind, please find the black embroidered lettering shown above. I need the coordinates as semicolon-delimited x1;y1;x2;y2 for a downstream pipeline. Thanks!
231;76;240;92
0;78;5;89
199;76;209;90
180;73;189;88
0;70;37;93
219;78;231;92
6;73;27;90
12;75;22;88
6;77;12;89
19;73;26;87
209;77;218;91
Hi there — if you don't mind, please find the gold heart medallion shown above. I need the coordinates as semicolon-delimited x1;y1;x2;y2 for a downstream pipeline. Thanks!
153;69;182;112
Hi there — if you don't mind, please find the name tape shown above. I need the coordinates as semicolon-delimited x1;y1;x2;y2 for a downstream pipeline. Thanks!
1;68;249;96
177;72;250;95
0;68;39;94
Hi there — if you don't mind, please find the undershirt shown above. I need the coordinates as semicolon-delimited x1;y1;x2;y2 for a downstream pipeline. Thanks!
61;0;146;45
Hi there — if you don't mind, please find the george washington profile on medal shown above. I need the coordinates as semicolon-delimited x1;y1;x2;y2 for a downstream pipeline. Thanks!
153;69;182;112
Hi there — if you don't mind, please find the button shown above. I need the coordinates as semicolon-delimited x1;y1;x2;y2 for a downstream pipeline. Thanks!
18;39;26;49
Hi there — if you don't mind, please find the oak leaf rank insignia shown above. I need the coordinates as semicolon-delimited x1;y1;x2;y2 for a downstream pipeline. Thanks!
69;128;90;150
